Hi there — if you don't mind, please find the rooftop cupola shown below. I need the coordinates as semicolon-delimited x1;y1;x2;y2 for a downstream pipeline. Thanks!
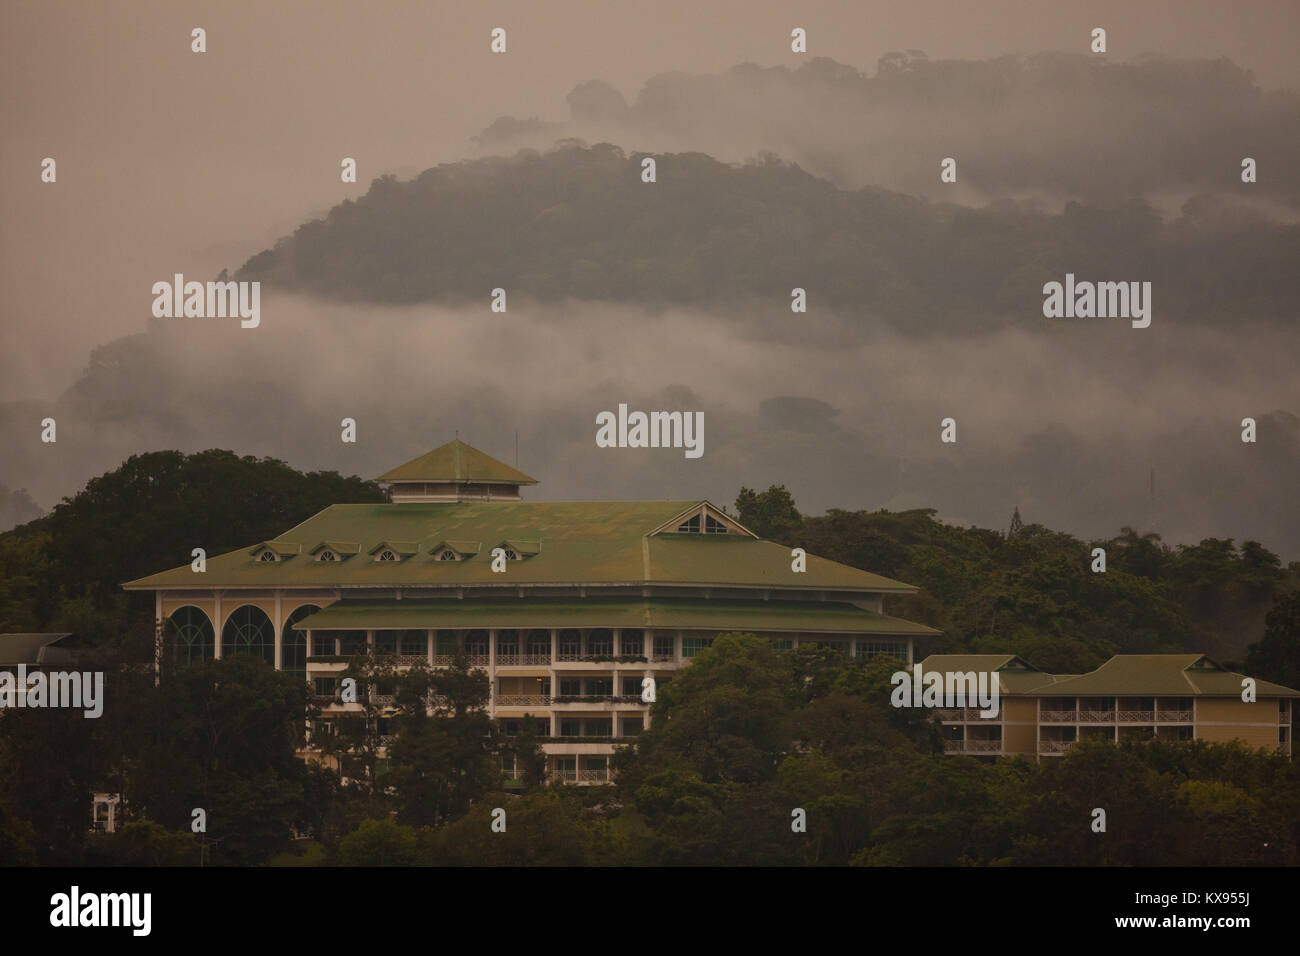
376;439;538;503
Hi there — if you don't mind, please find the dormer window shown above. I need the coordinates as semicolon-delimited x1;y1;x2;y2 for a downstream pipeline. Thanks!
677;514;701;533
654;503;751;537
318;550;338;562
258;550;278;562
503;549;520;561
435;548;460;562
704;514;728;534
376;549;397;562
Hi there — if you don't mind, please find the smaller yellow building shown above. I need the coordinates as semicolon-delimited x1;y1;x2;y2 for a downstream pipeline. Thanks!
921;653;1296;759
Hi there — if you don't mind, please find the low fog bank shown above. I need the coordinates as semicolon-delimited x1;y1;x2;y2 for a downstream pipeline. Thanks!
2;296;1296;560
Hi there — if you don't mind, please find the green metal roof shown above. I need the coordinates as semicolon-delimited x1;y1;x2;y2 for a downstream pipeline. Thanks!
918;654;1066;693
377;440;538;485
0;633;76;667
122;500;920;594
291;597;941;635
1037;655;1300;698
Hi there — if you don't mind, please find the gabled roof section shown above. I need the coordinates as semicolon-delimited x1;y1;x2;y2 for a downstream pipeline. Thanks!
122;500;920;593
649;501;755;537
1034;654;1300;698
429;539;482;557
310;540;361;556
377;440;538;485
500;539;542;556
248;541;302;557
368;540;419;556
0;633;77;668
919;654;1065;693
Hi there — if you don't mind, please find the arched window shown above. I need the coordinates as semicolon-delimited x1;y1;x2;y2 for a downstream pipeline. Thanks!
318;550;338;562
168;605;214;669
282;605;319;679
258;550;278;562
436;548;459;561
503;549;520;561
221;605;275;664
376;550;397;562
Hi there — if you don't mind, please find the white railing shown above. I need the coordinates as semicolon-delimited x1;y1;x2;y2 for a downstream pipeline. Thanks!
495;653;521;665
1156;710;1193;722
1078;710;1114;722
1040;710;1076;722
578;770;609;783
496;695;550;706
1038;739;1073;753
1118;710;1155;722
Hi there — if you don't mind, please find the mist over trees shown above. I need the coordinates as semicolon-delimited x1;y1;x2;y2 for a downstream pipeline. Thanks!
236;144;1299;327
477;53;1300;209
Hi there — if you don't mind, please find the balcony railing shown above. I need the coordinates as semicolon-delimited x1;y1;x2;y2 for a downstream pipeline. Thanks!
577;769;610;783
1040;710;1076;722
496;695;550;706
1156;710;1193;722
496;653;553;666
1038;739;1073;753
1118;710;1155;722
935;709;964;721
1078;710;1114;722
943;739;1003;754
552;695;645;705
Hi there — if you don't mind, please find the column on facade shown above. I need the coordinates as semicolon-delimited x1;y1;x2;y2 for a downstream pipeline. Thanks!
426;628;434;666
273;590;283;671
213;592;223;659
487;629;497;717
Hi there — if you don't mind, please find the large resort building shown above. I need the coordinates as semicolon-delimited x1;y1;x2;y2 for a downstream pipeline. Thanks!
124;440;941;784
123;440;1298;783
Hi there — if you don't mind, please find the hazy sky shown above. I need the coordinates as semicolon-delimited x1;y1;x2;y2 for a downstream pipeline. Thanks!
3;0;1298;400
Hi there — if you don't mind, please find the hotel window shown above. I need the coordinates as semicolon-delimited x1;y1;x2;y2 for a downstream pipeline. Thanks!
374;631;399;655
436;631;458;656
339;632;367;656
621;630;644;656
586;679;612;696
497;630;519;655
653;635;675;658
622;677;643;696
560;719;582;737
587;757;608;772
313;634;337;656
586;629;614;657
623;717;644;736
314;678;337;697
682;636;714;658
312;720;333;739
399;632;427;655
526;630;550;656
770;638;793;651
558;630;581;657
856;640;903;660
502;720;520;736
533;718;549;736
465;631;489;656
585;720;612;738
559;679;581;696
